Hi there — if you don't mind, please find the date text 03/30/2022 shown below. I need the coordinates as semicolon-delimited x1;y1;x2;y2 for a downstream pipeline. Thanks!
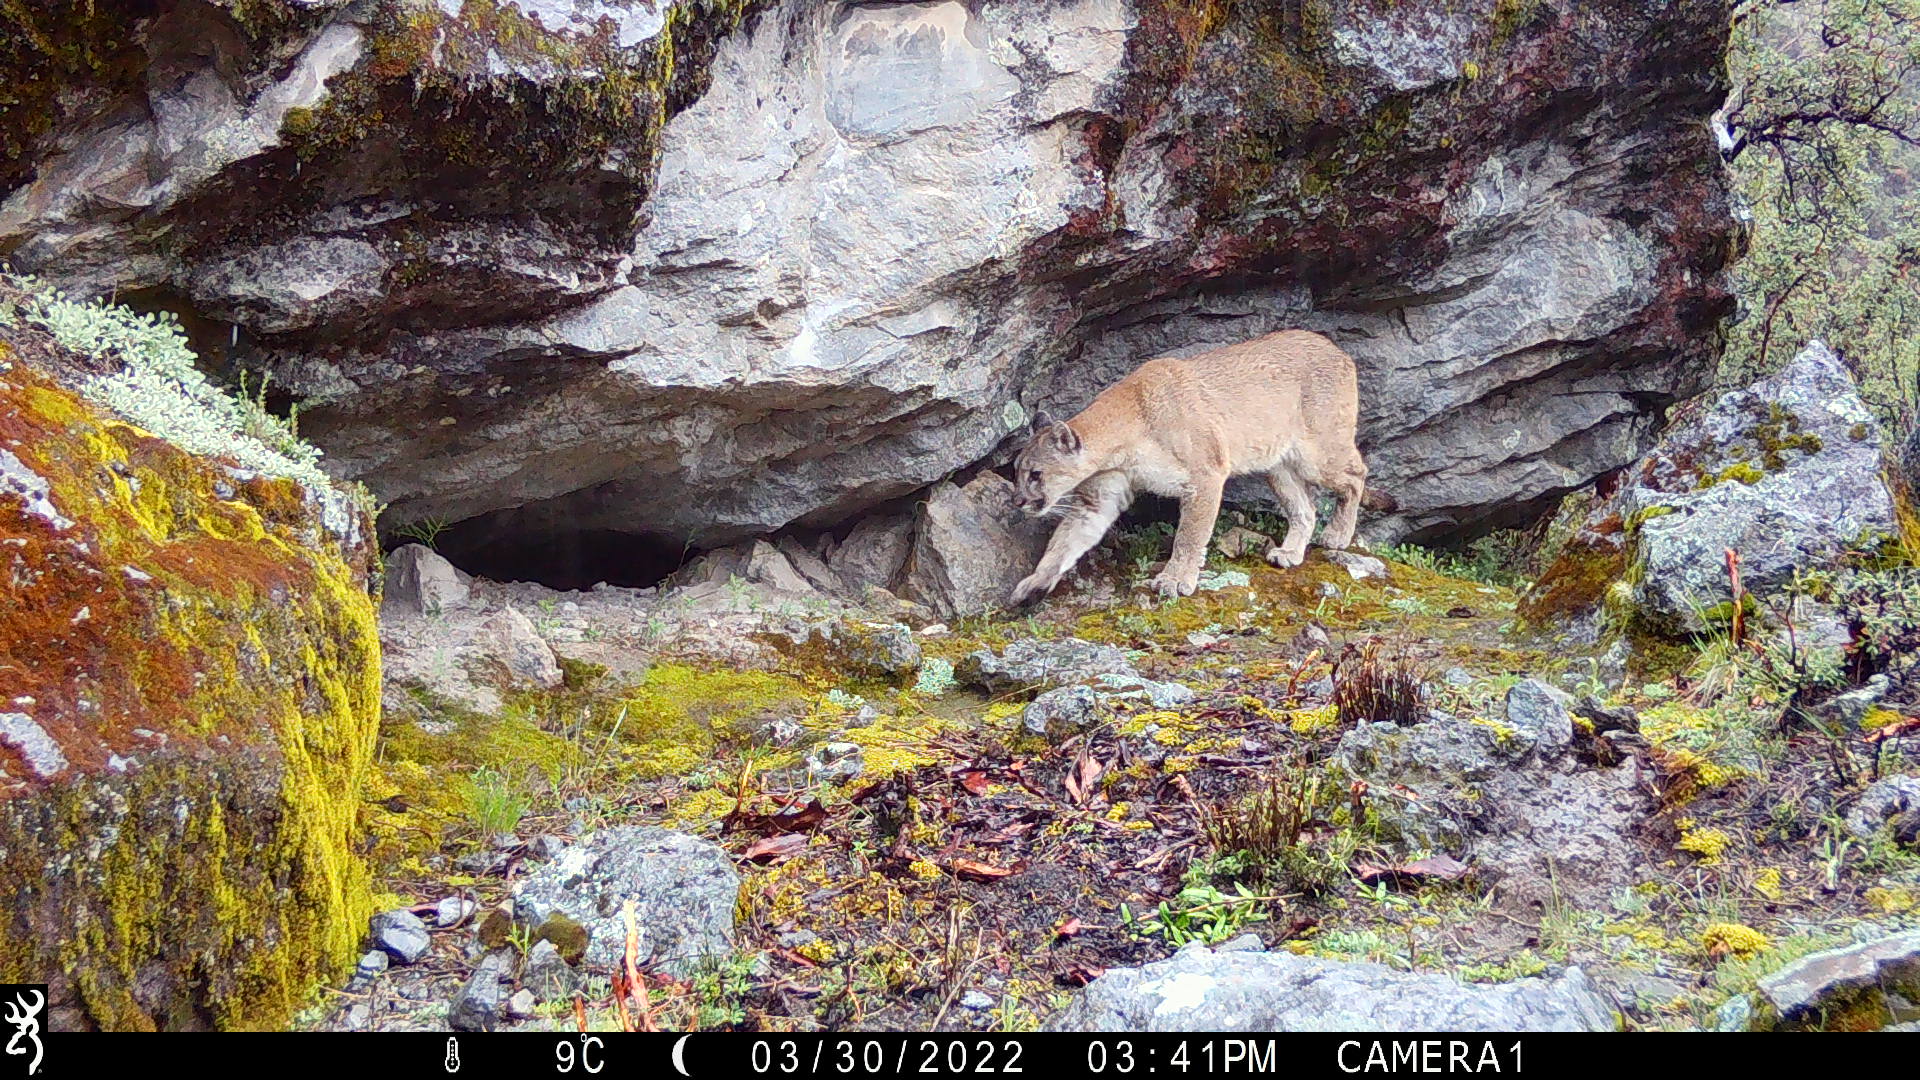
744;1038;1526;1075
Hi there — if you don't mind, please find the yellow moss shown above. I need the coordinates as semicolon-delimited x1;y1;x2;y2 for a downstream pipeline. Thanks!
1864;886;1916;914
616;664;811;779
0;368;380;1030
1288;703;1339;734
1701;922;1770;958
1752;867;1784;901
795;938;836;963
1677;823;1733;864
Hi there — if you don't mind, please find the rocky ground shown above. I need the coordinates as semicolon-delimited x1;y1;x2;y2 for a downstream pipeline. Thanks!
302;344;1920;1033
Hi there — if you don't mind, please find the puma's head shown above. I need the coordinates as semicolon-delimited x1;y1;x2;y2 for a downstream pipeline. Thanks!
1012;410;1090;516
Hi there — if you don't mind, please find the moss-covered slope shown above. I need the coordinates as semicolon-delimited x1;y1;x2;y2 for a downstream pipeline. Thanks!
0;298;381;1030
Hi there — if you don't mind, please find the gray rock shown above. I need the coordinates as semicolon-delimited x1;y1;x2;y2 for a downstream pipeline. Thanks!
1335;709;1650;907
435;896;477;928
449;953;511;1033
1711;994;1755;1032
475;607;563;690
772;619;922;682
348;949;389;990
506;988;538;1020
828;515;915;592
1092;673;1196;710
1829;676;1892;729
385;544;471;615
960;990;995;1011
805;742;866;785
1323;550;1389;581
900;474;1050;618
1755;930;1920;1030
959;638;1139;694
1504;679;1575;759
1046;946;1613;1032
1021;686;1101;740
370;909;431;965
1845;777;1920;844
523;939;581;1003
511;827;739;975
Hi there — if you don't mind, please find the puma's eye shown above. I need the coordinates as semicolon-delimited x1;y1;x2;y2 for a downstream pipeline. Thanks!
1027;471;1042;484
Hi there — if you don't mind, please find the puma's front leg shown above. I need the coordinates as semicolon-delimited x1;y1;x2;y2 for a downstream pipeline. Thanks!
1010;473;1131;606
1150;472;1225;599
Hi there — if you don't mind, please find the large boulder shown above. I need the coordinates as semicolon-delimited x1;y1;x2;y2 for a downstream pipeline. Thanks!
1046;941;1614;1032
2;0;1736;561
1523;342;1903;637
0;282;381;1029
1334;680;1651;909
1750;930;1920;1031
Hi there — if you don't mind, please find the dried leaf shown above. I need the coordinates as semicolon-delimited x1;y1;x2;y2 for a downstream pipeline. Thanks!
1064;754;1106;807
1053;916;1084;939
724;797;828;837
956;769;992;795
1355;853;1471;885
949;857;1016;882
741;833;810;864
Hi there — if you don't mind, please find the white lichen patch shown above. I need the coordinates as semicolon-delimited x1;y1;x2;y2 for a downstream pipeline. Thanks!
0;712;69;780
0;447;71;530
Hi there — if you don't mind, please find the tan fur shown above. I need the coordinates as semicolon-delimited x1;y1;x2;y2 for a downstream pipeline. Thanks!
1009;329;1368;604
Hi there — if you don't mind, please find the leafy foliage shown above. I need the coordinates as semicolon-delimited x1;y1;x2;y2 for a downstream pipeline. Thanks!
1723;1;1920;428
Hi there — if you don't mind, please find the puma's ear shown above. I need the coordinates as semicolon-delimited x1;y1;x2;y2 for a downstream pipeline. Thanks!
1049;421;1082;455
1029;408;1056;433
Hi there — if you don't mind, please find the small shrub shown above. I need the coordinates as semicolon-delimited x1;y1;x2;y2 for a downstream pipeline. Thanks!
1201;766;1350;893
1332;639;1430;726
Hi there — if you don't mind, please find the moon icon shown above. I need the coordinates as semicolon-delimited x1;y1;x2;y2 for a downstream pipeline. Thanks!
672;1034;692;1077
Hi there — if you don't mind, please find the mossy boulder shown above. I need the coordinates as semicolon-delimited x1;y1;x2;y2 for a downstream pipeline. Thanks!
0;316;380;1029
1525;341;1900;638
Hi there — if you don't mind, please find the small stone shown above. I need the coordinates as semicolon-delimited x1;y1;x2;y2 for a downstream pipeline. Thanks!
777;929;819;949
448;955;509;1032
807;742;866;784
343;1002;372;1030
524;939;581;1003
506;988;538;1020
958;638;1139;693
1828;676;1891;728
1504;679;1574;758
1323;550;1388;580
1845;776;1920;844
960;990;994;1011
475;606;563;689
435;896;477;927
1289;624;1333;656
1021;685;1099;740
532;834;568;861
370;909;431;965
1092;673;1194;710
384;543;469;614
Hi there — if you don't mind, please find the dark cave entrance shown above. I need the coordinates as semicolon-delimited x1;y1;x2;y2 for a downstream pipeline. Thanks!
418;511;695;592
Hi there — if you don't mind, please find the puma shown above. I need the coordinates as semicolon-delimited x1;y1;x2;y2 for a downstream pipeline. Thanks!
1009;329;1370;604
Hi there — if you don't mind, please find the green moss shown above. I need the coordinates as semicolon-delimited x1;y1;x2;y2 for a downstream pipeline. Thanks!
618;664;813;779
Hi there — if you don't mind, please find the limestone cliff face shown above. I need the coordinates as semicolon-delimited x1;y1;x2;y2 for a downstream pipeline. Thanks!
2;0;1737;557
0;286;381;1030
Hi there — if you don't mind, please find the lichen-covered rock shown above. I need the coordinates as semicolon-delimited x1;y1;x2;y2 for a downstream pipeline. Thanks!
474;606;563;690
1525;342;1903;636
0;296;381;1030
1045;942;1613;1032
958;638;1140;695
1845;777;1920;846
2;0;1736;565
1752;930;1920;1031
765;618;922;684
510;826;738;975
1335;702;1650;908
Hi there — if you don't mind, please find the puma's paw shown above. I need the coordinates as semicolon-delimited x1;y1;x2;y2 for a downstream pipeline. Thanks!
1009;573;1049;607
1149;570;1198;599
1265;544;1305;569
